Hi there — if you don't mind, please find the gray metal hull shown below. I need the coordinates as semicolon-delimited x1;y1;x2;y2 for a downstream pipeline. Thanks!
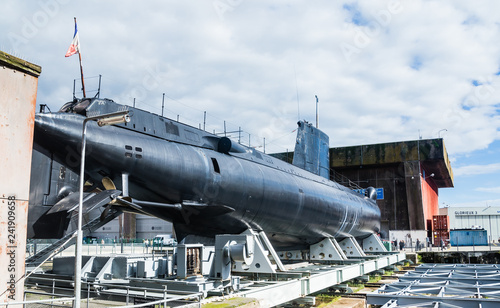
33;99;380;249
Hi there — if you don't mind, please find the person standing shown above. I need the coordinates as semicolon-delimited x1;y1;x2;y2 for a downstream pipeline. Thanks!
416;238;420;251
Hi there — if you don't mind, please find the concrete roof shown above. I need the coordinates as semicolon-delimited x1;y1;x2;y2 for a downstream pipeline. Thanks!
330;138;454;188
0;50;41;77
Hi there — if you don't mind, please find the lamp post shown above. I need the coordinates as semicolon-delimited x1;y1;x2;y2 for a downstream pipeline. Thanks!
74;110;130;308
438;129;447;138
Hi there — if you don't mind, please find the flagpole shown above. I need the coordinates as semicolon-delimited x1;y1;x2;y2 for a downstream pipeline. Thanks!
78;51;86;98
74;17;86;98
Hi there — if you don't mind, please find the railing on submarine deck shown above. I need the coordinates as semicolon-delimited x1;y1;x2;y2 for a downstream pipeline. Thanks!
37;103;364;194
263;153;365;191
331;170;363;191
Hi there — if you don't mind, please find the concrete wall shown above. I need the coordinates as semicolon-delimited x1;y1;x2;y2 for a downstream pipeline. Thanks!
421;172;439;223
333;163;410;237
328;138;453;237
333;160;432;237
330;139;453;188
404;161;424;230
0;51;41;304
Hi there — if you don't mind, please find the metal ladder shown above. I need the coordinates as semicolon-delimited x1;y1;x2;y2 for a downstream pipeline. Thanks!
25;209;121;267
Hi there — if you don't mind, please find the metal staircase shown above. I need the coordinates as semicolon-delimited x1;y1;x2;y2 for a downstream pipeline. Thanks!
25;208;122;267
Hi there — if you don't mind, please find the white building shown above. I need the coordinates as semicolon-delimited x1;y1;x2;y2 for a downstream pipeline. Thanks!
91;215;173;242
440;206;500;243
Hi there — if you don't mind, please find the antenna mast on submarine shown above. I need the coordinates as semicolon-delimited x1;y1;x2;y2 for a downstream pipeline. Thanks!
162;93;165;116
315;95;319;128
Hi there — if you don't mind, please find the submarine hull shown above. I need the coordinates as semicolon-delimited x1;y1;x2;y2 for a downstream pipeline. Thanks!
33;98;380;249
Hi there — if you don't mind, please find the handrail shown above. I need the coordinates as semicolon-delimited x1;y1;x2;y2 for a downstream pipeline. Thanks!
332;170;363;190
0;296;75;307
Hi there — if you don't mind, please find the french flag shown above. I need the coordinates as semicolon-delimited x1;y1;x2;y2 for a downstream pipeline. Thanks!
65;21;80;57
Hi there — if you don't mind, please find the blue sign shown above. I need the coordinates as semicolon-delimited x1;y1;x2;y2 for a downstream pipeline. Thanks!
376;188;384;200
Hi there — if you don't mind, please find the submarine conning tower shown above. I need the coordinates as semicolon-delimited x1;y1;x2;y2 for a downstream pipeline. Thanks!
292;120;330;179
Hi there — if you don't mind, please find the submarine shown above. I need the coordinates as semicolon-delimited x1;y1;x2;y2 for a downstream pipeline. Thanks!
31;97;381;250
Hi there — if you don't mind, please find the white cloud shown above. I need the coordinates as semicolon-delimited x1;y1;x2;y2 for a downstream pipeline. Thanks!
476;187;500;194
454;163;500;177
1;0;500;155
447;198;500;208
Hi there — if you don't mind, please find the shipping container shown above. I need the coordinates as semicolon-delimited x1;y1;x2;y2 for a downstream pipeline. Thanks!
450;229;488;246
433;230;449;237
433;230;449;247
433;215;450;231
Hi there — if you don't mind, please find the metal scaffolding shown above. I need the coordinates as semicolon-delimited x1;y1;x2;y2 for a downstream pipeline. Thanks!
368;264;500;308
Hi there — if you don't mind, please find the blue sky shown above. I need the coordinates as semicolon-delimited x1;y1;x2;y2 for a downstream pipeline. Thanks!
440;139;500;207
1;1;499;207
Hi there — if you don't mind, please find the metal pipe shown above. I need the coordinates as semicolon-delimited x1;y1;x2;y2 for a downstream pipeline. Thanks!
74;117;89;308
122;173;129;197
74;110;130;308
